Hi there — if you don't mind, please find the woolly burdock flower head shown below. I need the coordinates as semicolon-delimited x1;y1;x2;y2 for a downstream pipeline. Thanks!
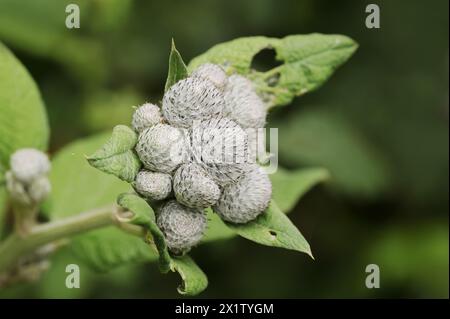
162;77;225;128
214;164;272;224
191;63;228;90
135;123;189;174
134;170;172;201
190;117;251;186
10;148;50;184
132;103;162;133
157;200;207;254
224;74;267;129
173;163;220;209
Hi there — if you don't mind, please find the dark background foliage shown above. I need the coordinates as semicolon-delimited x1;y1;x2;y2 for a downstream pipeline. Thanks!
0;0;448;298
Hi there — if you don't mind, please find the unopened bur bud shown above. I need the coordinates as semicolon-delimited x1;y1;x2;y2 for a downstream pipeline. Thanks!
224;74;267;129
162;77;225;128
134;170;172;200
28;176;51;203
173;163;220;209
157;200;206;254
132;103;162;133
191;63;228;90
214;164;272;224
135;123;189;173
190;117;250;186
5;171;30;205
10;149;50;184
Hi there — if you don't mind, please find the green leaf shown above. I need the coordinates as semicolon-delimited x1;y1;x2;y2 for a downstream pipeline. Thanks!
81;88;142;132
189;36;276;74
117;193;171;273
202;208;235;243
170;255;208;296
116;193;208;295
270;167;329;213
70;226;157;272
0;41;49;167
202;166;327;244
0;0;107;85
87;125;141;183
0;183;7;238
164;39;188;92
188;34;358;108
273;109;391;198
226;200;313;258
43;133;157;271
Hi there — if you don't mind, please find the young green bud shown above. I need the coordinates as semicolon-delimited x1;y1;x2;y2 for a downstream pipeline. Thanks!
134;170;172;200
173;163;220;209
162;77;225;128
224;74;267;129
135;123;188;173
10;149;50;184
132;103;162;133
191;63;228;90
214;164;272;224
157;200;207;254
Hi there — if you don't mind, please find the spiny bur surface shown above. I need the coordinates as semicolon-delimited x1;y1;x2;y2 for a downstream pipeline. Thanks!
191;63;228;91
190;117;251;186
134;170;172;200
162;77;225;128
132;103;162;133
136;123;188;173
173;163;220;209
224;74;267;129
157;200;206;254
214;164;272;223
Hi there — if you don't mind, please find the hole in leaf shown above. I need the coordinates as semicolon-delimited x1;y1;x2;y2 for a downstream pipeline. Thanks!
251;48;282;72
269;230;277;240
266;72;280;87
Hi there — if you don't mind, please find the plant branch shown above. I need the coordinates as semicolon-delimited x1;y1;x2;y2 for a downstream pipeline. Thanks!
0;205;143;273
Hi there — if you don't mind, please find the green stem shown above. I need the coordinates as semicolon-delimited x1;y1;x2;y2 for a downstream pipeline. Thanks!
0;205;122;273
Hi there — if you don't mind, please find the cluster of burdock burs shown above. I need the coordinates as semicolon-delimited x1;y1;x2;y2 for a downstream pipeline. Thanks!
131;64;272;254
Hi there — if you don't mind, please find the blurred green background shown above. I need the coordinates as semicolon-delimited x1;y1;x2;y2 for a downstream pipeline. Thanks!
0;0;448;298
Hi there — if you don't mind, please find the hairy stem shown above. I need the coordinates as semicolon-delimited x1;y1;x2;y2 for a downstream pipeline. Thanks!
0;205;141;273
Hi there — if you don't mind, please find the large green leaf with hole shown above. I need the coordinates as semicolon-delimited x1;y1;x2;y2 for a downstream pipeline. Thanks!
189;34;358;108
43;133;157;271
